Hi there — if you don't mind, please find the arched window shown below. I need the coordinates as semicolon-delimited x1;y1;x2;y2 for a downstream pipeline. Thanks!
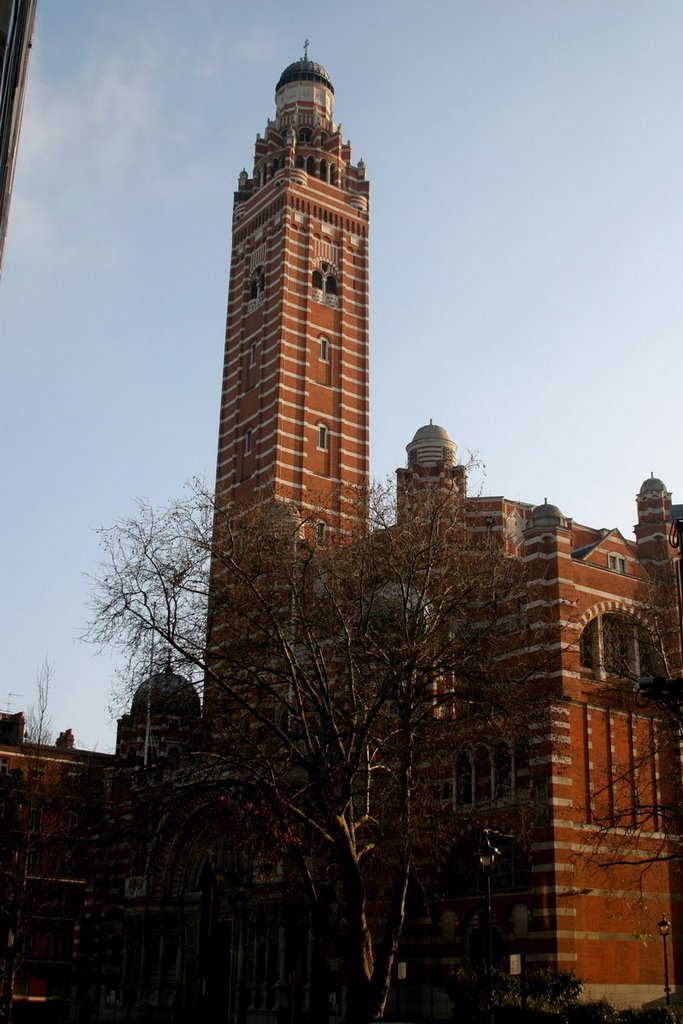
306;156;315;175
440;910;456;942
298;127;312;143
442;834;532;900
320;159;327;182
467;920;487;971
295;154;304;169
580;617;598;669
456;751;473;805
494;741;512;799
467;911;503;973
453;742;525;807
330;163;337;185
249;267;264;302
579;613;663;677
473;745;492;801
496;839;533;891
312;263;340;305
510;903;530;940
603;614;632;674
514;745;529;791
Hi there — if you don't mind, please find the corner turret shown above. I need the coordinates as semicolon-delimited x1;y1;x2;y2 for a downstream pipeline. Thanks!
635;473;672;562
396;421;465;523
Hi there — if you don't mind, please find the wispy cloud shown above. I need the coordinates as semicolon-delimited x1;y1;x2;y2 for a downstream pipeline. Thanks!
233;38;278;64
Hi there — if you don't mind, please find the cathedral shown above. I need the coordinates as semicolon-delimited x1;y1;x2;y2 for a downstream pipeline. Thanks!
204;49;682;1014
1;51;681;1024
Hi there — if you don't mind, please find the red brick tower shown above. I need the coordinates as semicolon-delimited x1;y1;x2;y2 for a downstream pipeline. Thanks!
215;51;370;532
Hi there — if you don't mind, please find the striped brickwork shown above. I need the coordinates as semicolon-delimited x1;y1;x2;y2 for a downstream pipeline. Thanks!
215;67;370;532
448;483;682;1005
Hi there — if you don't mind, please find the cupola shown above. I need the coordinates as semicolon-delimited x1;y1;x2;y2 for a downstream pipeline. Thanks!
406;421;457;469
130;666;200;718
274;49;335;129
638;474;667;497
635;473;672;561
527;499;570;530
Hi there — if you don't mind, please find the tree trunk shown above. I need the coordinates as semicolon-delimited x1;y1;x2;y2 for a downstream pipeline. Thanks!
334;815;411;1024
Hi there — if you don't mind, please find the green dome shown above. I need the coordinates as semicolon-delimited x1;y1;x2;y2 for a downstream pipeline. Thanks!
639;475;667;496
276;59;334;94
131;668;200;717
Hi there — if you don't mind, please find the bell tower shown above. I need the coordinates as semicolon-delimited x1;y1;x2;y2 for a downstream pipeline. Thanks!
215;50;370;531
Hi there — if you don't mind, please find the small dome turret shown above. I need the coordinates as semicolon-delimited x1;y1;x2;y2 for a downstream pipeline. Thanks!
276;58;334;94
130;667;200;718
638;474;667;497
406;421;457;469
527;499;569;529
274;48;335;130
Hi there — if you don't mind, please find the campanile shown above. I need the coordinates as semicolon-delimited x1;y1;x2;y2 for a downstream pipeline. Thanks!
215;51;370;531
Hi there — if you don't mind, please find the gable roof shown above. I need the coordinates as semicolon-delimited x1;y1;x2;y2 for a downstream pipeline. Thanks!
572;527;637;563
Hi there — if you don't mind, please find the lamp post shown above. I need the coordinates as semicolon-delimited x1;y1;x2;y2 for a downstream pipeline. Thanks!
477;831;500;1024
2;926;14;1024
658;915;671;1006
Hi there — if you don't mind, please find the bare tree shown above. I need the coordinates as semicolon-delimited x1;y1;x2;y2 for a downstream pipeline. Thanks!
87;480;548;1023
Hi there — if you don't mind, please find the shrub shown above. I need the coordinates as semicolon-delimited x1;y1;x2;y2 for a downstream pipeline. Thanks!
443;967;583;1020
565;1000;621;1024
622;1010;683;1024
527;970;584;1011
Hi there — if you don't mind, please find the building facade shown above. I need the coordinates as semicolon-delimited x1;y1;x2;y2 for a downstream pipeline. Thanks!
3;49;681;1024
394;427;682;1014
74;456;681;1024
85;52;682;1023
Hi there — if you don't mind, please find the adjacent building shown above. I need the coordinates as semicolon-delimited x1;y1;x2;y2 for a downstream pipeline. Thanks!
0;711;110;1021
0;0;37;275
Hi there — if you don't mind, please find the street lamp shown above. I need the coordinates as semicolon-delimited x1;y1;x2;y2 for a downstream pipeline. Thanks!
658;915;671;1006
2;927;14;1024
477;831;501;1024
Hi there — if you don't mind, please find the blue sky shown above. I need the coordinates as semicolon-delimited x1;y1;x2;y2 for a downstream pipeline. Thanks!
2;0;681;750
